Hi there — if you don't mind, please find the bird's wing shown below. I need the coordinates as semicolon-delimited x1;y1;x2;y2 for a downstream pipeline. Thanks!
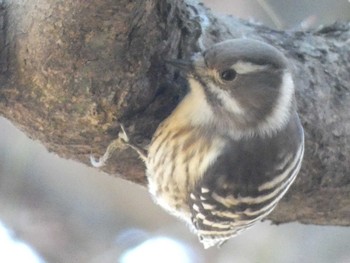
189;135;304;248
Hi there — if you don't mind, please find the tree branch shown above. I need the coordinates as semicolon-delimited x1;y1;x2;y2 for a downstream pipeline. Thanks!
0;0;349;225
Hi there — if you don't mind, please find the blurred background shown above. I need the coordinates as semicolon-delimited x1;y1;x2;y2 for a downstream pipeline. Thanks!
1;0;350;262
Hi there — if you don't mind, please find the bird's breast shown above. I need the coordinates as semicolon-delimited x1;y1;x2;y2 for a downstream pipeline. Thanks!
146;122;225;222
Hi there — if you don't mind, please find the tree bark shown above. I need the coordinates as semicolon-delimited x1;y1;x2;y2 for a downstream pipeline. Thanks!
0;0;349;225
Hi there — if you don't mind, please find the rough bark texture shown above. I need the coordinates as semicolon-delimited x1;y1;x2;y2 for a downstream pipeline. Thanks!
0;0;349;225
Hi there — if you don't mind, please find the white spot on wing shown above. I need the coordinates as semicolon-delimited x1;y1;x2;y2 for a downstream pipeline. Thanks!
201;219;231;228
196;213;206;220
201;188;210;194
212;192;239;207
258;144;303;191
192;204;200;212
211;210;239;219
202;203;216;210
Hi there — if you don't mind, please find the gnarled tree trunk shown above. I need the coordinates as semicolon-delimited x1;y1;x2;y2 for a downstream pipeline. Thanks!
0;0;349;225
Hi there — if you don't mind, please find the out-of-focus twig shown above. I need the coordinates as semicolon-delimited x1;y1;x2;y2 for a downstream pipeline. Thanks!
256;0;284;29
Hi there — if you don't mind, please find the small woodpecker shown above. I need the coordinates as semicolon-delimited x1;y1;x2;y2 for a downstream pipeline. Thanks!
92;39;304;249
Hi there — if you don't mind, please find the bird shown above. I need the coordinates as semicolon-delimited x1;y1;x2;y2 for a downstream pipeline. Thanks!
146;39;304;248
91;38;304;249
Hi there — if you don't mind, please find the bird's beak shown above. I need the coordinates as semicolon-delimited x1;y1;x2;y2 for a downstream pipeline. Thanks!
165;59;194;72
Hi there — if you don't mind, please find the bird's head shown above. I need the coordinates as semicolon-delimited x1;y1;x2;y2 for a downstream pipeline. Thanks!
166;39;295;138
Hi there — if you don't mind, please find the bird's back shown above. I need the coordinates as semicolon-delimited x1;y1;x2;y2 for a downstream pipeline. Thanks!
189;111;304;247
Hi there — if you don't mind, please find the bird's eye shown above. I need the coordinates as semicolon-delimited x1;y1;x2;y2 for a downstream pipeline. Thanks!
220;69;237;81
